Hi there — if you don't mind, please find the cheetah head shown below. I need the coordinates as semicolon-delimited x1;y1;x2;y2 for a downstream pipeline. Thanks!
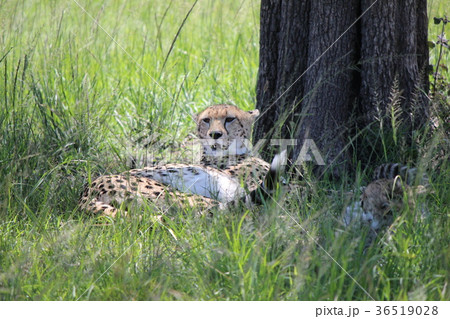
360;179;404;230
195;104;259;157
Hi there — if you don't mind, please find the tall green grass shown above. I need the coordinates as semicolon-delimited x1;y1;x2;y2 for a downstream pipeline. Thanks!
0;0;448;300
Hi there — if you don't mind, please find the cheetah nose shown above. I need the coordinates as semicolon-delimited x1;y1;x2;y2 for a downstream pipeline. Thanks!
209;131;223;139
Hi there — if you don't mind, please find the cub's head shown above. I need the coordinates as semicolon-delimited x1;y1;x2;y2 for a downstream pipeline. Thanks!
195;104;259;156
360;179;404;230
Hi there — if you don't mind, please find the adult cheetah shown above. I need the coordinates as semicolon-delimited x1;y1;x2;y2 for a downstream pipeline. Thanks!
79;104;282;218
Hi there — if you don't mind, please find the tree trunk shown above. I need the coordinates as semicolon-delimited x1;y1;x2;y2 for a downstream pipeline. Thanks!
359;0;429;128
254;0;429;174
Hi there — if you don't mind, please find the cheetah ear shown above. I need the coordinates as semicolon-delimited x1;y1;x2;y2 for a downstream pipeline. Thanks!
247;109;260;121
391;178;404;197
192;113;199;124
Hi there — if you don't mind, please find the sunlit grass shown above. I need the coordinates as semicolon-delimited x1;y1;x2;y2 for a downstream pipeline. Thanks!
0;0;448;300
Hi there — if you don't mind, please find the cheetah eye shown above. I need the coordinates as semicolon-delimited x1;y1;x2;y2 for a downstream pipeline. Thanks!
225;117;236;123
202;118;210;124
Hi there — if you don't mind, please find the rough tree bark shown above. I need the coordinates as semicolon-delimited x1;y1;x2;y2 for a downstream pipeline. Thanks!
254;0;429;173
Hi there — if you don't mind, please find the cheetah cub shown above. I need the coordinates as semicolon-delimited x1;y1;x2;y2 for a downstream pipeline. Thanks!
79;104;282;218
360;163;429;248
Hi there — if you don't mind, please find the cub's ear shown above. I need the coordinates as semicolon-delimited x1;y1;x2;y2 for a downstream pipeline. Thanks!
192;113;199;123
391;178;405;197
380;202;390;211
247;109;260;121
